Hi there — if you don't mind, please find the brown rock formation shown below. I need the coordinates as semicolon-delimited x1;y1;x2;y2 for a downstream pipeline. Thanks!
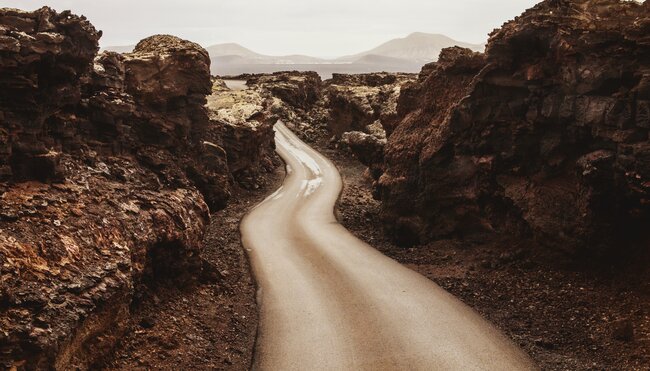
0;157;209;370
206;79;277;188
246;71;322;111
378;0;650;254
0;7;100;182
221;71;328;143
124;34;231;210
0;9;247;369
124;35;211;147
324;72;416;137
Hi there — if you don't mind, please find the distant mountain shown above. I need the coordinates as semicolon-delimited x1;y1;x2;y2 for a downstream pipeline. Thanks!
102;33;484;78
102;45;135;53
353;54;418;66
206;43;264;59
338;32;484;64
207;43;327;65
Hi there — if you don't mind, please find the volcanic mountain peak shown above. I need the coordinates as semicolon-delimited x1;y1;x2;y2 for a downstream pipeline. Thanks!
338;32;485;63
206;42;264;58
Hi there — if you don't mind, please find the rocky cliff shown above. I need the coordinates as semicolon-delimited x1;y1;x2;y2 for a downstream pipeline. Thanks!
0;7;267;370
377;0;650;254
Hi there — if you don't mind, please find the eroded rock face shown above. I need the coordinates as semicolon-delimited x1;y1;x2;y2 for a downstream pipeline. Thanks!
123;35;231;210
325;73;416;137
0;10;231;370
206;79;277;188
124;35;212;146
379;0;650;254
0;7;100;182
246;71;322;111
0;158;209;370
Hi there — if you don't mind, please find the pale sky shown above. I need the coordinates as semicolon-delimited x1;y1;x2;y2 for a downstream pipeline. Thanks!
3;0;539;57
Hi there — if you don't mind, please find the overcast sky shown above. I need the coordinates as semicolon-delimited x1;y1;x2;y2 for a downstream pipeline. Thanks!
4;0;539;57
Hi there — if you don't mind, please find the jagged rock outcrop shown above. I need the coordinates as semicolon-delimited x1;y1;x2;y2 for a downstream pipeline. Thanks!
124;35;231;210
246;71;322;111
341;122;387;181
206;79;277;188
325;73;416;137
220;71;329;143
124;35;212;146
378;0;650;254
0;7;100;182
0;9;236;370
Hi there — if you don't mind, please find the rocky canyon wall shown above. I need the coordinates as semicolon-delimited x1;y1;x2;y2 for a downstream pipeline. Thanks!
0;7;272;370
377;0;649;255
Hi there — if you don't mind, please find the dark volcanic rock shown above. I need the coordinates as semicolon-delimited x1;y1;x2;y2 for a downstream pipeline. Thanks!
0;6;100;181
124;35;212;147
379;0;650;254
0;11;236;370
324;72;416;137
206;79;277;188
123;35;231;210
245;71;322;111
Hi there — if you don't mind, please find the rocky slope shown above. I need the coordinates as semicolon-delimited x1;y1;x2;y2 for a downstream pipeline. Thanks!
373;0;650;256
0;7;272;370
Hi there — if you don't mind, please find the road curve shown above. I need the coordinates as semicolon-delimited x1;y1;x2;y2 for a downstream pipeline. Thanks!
241;122;535;370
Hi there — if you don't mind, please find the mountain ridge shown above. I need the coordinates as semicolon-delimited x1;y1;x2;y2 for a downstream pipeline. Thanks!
104;32;482;64
337;32;483;63
103;32;484;77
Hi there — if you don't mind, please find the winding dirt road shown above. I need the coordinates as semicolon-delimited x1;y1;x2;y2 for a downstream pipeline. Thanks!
241;123;535;370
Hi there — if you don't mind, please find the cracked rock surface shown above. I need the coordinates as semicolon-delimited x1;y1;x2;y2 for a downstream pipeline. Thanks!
377;0;650;254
